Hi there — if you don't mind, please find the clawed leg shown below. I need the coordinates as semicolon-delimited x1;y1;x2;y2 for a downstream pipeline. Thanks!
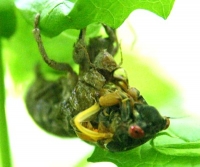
86;24;119;64
103;25;119;56
33;14;77;77
73;28;93;74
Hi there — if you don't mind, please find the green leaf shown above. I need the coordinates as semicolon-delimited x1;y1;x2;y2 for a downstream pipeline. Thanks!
0;0;16;38
0;40;12;167
15;0;175;37
88;144;200;167
151;117;200;156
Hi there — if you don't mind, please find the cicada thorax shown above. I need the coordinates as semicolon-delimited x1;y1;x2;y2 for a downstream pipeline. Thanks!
26;16;119;138
66;53;121;141
64;68;106;117
67;27;120;139
64;27;119;118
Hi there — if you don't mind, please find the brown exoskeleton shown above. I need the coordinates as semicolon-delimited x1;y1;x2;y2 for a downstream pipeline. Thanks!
25;14;170;152
26;14;120;137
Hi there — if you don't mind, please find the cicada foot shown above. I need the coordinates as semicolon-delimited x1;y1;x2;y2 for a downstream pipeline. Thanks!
87;25;118;63
73;28;94;74
33;14;77;76
103;24;119;56
73;28;87;63
72;103;113;142
113;68;129;86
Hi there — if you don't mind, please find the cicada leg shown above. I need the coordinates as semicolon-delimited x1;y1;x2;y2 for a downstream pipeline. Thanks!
72;103;113;142
73;28;94;74
103;25;119;56
87;25;119;64
99;90;122;107
33;14;77;77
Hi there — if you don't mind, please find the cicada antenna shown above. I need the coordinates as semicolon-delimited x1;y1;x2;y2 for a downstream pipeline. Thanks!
168;116;190;119
33;14;76;76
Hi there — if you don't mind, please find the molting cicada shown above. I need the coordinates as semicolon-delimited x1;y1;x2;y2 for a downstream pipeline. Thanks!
25;14;170;152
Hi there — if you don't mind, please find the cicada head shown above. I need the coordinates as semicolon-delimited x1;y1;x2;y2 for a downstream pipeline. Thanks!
99;101;170;152
71;91;169;152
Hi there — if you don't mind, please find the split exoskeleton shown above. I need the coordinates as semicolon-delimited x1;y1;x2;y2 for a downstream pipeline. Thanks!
26;14;170;152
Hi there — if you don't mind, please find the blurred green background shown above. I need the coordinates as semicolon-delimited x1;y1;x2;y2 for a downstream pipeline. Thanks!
1;0;200;167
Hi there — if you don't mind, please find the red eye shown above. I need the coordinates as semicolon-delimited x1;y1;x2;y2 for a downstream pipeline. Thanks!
129;125;144;139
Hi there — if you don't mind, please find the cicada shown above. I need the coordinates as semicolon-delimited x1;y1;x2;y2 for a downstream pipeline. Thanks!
25;14;170;152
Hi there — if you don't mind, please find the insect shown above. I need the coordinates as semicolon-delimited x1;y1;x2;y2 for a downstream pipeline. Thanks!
25;14;170;152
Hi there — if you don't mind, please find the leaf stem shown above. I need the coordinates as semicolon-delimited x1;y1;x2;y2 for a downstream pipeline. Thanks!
0;39;12;167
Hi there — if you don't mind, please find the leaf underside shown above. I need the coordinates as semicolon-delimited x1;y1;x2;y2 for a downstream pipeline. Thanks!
15;0;175;36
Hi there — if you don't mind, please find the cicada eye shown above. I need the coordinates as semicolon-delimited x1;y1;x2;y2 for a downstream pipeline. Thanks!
129;125;144;139
163;117;170;130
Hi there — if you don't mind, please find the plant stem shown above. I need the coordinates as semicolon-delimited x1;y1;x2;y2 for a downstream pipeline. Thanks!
0;39;12;167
